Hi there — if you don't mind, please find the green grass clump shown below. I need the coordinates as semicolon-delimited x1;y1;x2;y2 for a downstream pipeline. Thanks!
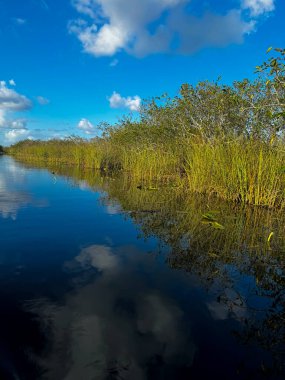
183;140;285;208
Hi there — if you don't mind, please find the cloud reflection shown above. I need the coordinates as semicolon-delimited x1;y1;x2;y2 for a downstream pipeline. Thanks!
75;244;119;272
26;244;196;379
0;157;46;220
0;191;31;220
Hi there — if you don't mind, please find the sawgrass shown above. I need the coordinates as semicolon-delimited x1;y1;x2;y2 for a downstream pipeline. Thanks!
7;137;285;208
182;139;285;208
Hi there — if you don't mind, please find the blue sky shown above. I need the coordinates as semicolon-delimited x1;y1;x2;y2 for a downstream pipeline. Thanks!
0;0;284;145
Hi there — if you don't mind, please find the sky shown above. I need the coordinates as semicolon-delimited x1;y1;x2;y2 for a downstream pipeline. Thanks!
0;0;284;146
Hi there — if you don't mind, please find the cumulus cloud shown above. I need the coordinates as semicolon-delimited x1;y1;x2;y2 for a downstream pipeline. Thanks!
0;81;32;140
0;80;32;112
2;127;34;146
0;110;6;128
108;91;141;111
72;0;99;18
9;119;27;129
69;0;270;57
241;0;275;16
77;118;96;134
169;9;254;55
37;96;50;105
4;128;30;142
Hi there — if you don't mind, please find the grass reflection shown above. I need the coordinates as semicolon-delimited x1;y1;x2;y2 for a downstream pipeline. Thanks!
17;159;285;375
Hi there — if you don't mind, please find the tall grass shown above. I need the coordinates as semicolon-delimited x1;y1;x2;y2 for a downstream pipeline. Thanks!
7;138;106;168
183;139;285;208
7;137;285;208
8;139;183;184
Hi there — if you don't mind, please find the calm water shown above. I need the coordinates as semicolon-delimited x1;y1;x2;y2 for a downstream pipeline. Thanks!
0;156;284;380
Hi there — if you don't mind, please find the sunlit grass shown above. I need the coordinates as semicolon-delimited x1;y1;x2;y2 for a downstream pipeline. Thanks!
183;139;285;209
6;137;285;209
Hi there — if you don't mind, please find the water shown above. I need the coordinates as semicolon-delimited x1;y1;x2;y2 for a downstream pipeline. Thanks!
0;156;284;380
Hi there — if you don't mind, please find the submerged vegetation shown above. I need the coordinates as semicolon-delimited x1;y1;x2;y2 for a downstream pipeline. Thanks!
7;48;285;208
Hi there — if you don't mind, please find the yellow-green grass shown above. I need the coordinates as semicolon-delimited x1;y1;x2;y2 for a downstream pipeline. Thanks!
6;138;285;209
183;140;285;209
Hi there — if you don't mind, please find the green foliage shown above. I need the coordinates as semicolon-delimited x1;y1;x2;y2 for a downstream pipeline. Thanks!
185;140;285;207
6;48;285;208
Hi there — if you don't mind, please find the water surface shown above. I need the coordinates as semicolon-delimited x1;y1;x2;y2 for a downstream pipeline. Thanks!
0;156;284;380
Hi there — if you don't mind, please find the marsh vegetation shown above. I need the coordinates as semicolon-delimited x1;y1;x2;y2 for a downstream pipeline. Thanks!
7;48;285;208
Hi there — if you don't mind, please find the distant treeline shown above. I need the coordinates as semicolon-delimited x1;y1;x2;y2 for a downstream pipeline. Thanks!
7;48;285;208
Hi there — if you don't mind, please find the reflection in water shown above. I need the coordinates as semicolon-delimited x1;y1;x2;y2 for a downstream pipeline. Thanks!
26;245;195;380
0;157;46;219
75;245;119;271
104;180;285;377
0;191;31;220
1;158;285;379
46;163;285;376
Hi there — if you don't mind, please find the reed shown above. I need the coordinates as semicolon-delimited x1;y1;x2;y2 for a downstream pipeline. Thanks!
7;137;285;208
182;139;285;209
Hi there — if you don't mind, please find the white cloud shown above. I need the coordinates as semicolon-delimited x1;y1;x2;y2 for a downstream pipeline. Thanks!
37;96;50;105
69;0;262;57
108;91;141;111
9;119;27;129
0;116;28;141
72;0;100;19
69;18;129;56
4;128;30;142
0;81;32;137
0;110;5;128
0;81;32;112
241;0;275;16
0;79;32;144
77;118;96;134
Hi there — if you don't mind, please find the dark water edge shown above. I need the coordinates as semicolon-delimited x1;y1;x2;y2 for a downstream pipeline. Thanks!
0;156;284;380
